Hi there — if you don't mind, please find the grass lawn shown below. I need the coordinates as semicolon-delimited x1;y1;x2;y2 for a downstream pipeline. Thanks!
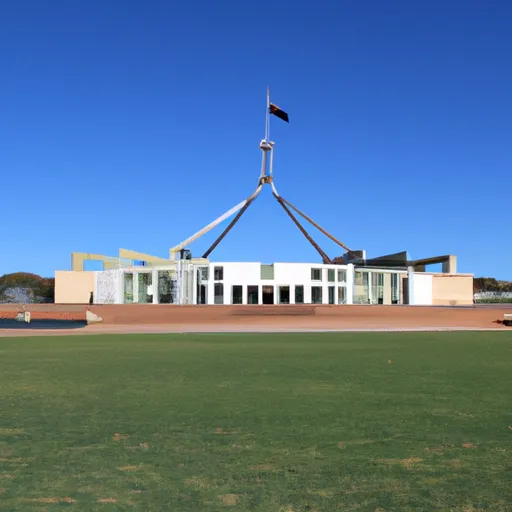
1;332;512;511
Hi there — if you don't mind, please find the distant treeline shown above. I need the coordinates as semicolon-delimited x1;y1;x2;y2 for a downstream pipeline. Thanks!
473;277;512;293
473;277;512;303
0;272;55;303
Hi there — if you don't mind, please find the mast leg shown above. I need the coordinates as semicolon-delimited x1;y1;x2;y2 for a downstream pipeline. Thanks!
279;196;351;252
202;198;255;259
273;193;332;264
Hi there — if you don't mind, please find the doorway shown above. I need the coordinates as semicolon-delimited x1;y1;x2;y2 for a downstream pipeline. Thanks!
262;285;274;305
196;267;208;305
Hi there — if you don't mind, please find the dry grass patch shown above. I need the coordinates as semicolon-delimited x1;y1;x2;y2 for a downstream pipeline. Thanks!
219;493;240;506
309;489;334;497
424;444;455;455
28;497;76;504
184;477;215;489
444;458;464;469
112;433;129;441
118;465;139;472
215;427;240;435
0;457;34;463
379;457;423;469
98;497;117;503
0;428;25;435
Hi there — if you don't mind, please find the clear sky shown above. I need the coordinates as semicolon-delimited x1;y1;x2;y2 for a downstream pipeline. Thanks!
1;0;511;279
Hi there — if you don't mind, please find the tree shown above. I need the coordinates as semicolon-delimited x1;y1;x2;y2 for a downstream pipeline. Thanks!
0;272;55;303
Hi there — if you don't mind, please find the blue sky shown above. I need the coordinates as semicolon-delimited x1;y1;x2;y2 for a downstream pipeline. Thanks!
1;0;511;279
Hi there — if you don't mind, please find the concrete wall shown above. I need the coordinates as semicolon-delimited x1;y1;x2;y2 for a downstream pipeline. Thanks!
432;274;473;305
55;270;95;304
407;272;474;306
410;273;433;305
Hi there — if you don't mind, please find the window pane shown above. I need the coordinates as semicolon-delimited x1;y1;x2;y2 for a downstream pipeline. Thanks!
247;285;259;305
157;271;173;304
278;286;290;304
214;266;223;280
312;286;322;304
337;270;346;283
232;285;243;304
138;273;153;304
311;268;322;281
354;271;369;304
214;283;224;304
262;285;274;304
371;272;384;304
328;286;335;304
327;269;335;282
124;273;133;304
391;274;400;304
295;285;304;304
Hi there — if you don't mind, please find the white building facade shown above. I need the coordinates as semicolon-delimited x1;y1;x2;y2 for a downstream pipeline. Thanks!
93;261;414;306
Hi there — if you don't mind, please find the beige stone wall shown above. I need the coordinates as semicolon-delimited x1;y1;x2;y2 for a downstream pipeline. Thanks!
55;271;95;304
431;274;473;305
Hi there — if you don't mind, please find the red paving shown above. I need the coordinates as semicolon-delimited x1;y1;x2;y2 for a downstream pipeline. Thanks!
0;304;511;336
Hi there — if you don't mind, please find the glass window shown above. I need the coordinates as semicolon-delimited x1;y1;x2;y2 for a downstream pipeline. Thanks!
262;285;274;304
295;285;304;304
157;270;173;304
391;273;400;304
199;267;209;281
138;272;153;304
214;283;224;304
353;271;370;304
311;286;323;304
278;286;290;304
247;285;259;305
338;286;346;304
371;272;384;304
311;268;322;281
337;269;347;283
327;269;335;282
123;273;133;303
214;266;223;280
328;286;335;304
354;271;368;286
232;285;243;305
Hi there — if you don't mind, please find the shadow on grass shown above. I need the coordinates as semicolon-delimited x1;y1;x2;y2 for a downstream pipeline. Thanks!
0;319;87;330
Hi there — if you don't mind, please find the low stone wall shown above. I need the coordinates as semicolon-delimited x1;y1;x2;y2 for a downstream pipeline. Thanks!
0;304;512;329
1;303;511;330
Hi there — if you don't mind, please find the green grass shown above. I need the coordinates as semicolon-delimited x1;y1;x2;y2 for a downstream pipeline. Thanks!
1;332;512;511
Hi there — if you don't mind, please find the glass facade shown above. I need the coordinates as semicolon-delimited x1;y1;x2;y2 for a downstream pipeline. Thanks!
106;264;403;306
123;273;133;303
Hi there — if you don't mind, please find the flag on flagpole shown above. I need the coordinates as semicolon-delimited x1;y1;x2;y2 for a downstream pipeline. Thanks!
269;103;289;123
